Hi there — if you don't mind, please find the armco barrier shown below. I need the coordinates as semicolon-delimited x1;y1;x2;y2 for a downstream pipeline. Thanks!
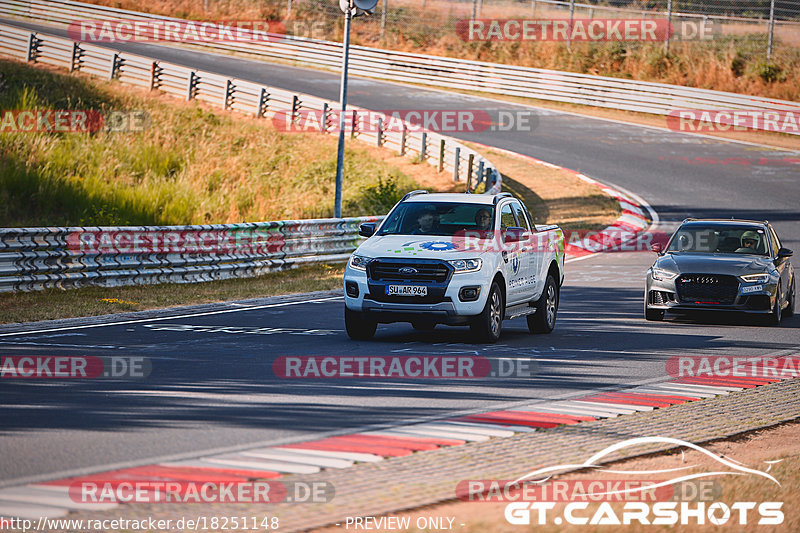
0;0;797;134
0;17;503;292
0;217;383;292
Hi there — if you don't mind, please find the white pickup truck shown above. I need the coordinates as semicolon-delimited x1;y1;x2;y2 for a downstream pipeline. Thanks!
343;191;565;342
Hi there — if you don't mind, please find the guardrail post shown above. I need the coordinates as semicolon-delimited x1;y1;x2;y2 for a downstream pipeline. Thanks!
767;0;775;60
420;132;427;162
665;0;673;54
453;147;460;182
108;53;118;81
477;160;484;186
467;153;474;190
400;124;406;155
321;103;329;133
223;79;233;110
256;88;268;117
149;61;159;91
351;109;358;138
438;139;445;172
25;33;37;63
69;42;80;72
291;95;299;123
186;71;196;101
376;116;383;146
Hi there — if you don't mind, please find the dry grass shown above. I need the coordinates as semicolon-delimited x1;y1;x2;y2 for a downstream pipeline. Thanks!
79;0;799;102
0;263;345;325
468;143;621;232
0;58;456;226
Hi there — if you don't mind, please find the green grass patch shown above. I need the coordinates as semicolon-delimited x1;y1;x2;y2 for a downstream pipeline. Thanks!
0;59;422;226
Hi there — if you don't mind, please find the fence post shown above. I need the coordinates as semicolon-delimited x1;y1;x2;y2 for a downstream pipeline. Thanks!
186;71;196;101
149;61;158;91
466;153;474;190
420;131;427;161
567;0;575;50
438;138;445;172
25;33;35;62
477;160;484;186
69;42;79;72
321;103;329;133
381;0;387;39
256;87;267;117
530;0;536;16
351;109;358;138
223;79;233;110
665;0;673;54
291;94;299;122
453;147;460;182
400;124;406;155
767;0;775;61
376;116;383;146
108;53;118;81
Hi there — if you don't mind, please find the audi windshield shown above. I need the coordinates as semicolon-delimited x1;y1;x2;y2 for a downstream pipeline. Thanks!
666;225;770;256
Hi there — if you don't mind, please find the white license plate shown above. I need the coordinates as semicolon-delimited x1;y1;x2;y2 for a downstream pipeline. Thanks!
386;285;427;297
741;284;763;294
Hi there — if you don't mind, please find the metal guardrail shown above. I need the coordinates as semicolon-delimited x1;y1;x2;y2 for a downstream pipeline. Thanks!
0;19;501;292
1;0;797;134
0;218;382;292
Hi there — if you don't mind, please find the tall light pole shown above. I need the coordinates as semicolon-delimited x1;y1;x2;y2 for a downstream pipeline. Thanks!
334;0;376;218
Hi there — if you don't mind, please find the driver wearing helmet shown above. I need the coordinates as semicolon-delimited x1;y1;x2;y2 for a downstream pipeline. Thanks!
736;230;761;253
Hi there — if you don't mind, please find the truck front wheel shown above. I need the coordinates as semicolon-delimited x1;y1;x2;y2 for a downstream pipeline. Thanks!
470;281;503;343
345;307;377;340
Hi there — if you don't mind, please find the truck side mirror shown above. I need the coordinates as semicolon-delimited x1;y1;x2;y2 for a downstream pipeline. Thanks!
359;223;376;238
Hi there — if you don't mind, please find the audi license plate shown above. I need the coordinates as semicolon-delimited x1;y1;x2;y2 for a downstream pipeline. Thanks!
386;285;427;297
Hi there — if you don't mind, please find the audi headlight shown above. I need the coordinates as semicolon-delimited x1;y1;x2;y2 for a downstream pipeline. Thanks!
651;268;678;281
740;273;770;283
348;254;372;271
449;258;482;273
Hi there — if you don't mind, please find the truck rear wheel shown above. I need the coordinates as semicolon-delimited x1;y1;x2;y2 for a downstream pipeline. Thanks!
470;281;503;343
345;307;377;340
528;275;558;334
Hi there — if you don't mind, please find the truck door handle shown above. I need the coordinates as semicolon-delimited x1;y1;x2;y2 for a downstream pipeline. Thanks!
502;251;508;263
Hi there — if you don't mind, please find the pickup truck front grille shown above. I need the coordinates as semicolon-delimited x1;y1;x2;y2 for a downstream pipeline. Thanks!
368;260;451;283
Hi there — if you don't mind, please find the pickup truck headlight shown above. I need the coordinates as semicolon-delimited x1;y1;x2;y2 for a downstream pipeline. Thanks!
740;273;770;283
651;268;678;282
449;258;482;273
348;254;372;271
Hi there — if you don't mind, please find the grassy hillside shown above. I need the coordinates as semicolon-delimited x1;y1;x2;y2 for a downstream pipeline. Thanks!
0;59;428;227
80;0;798;102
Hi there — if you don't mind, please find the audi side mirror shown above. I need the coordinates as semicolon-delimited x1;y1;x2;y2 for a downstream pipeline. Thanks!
358;223;376;238
777;247;793;259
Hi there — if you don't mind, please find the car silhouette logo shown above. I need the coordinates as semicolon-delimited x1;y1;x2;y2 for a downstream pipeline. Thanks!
399;267;418;275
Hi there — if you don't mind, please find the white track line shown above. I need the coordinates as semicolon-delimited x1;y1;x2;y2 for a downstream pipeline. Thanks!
0;296;341;337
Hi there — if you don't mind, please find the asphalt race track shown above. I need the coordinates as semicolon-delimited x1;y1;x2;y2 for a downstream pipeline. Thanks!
0;19;799;487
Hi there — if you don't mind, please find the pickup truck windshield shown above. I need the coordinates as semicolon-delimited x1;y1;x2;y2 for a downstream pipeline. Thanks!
378;202;496;237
